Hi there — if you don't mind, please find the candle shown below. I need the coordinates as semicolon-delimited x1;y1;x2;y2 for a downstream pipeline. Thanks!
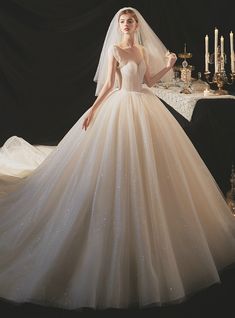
205;35;209;72
203;88;210;96
230;31;234;73
214;28;218;73
220;36;224;70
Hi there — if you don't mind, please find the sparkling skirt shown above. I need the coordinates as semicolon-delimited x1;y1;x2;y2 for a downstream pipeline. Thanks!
0;88;235;309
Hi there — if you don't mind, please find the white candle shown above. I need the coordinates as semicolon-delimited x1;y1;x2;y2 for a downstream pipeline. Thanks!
230;31;234;73
205;35;209;72
214;28;218;73
220;36;224;70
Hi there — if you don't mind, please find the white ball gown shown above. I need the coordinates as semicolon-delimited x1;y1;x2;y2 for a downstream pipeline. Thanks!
0;45;235;309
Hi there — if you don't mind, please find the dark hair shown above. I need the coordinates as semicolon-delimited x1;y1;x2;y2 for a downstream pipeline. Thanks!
118;9;138;23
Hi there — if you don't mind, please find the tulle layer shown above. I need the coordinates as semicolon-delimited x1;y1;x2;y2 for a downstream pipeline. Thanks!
0;136;54;178
0;88;235;309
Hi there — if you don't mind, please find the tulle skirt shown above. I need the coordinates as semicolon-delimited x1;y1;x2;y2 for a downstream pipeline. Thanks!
0;88;235;309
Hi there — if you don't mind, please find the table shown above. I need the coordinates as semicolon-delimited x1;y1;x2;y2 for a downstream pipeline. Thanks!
154;86;235;196
154;86;235;121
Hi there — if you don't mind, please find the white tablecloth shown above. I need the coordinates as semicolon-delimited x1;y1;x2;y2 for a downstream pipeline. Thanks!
154;86;235;121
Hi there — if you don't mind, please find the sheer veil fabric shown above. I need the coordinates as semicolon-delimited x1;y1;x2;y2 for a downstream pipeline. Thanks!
0;7;235;310
94;6;173;96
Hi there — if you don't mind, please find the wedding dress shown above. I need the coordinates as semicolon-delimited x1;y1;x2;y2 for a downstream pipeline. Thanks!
1;45;235;309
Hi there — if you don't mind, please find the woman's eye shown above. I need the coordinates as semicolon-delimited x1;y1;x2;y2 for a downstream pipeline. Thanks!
120;19;134;24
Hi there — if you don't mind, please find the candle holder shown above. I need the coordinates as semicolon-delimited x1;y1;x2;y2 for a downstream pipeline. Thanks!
180;66;193;94
204;46;235;95
178;43;193;94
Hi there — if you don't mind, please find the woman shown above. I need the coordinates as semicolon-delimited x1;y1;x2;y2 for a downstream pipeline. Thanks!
0;7;235;310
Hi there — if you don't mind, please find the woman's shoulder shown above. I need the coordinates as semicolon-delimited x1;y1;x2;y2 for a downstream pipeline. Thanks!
113;44;124;52
108;44;117;54
108;44;120;53
108;45;120;62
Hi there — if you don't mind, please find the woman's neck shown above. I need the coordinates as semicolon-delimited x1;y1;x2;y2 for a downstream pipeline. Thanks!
121;34;135;48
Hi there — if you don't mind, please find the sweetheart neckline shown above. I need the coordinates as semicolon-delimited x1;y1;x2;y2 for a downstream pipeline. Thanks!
118;58;145;69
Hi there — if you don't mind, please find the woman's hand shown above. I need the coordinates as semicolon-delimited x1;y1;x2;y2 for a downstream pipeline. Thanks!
82;109;95;130
166;52;177;69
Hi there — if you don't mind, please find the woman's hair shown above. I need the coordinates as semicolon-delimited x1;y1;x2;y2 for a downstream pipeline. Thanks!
118;9;138;23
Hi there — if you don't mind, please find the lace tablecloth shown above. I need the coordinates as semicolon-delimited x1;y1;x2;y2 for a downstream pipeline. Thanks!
154;86;235;121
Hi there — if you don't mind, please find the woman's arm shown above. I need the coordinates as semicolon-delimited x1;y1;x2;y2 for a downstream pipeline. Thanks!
82;51;117;130
144;52;177;88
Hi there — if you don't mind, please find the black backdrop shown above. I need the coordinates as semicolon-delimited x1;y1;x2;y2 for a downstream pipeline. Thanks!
0;0;234;145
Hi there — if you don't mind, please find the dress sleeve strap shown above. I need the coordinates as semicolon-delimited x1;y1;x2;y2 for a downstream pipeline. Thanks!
108;45;120;63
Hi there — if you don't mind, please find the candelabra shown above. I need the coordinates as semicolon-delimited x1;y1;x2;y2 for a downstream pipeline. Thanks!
178;43;193;94
204;46;235;95
226;165;235;215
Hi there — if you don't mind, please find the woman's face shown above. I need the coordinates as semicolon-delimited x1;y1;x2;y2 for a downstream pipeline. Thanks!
119;14;138;35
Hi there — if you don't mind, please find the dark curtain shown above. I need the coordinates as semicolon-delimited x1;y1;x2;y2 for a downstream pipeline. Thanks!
0;0;234;144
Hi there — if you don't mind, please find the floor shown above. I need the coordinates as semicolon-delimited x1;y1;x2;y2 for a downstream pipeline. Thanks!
1;264;235;318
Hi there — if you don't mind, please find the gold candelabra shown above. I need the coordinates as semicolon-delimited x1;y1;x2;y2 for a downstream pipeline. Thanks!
204;46;235;95
178;43;193;94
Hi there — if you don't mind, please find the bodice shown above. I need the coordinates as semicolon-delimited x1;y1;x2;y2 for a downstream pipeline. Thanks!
111;45;147;92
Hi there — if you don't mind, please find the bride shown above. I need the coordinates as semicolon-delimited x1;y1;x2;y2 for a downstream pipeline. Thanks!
0;7;235;310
